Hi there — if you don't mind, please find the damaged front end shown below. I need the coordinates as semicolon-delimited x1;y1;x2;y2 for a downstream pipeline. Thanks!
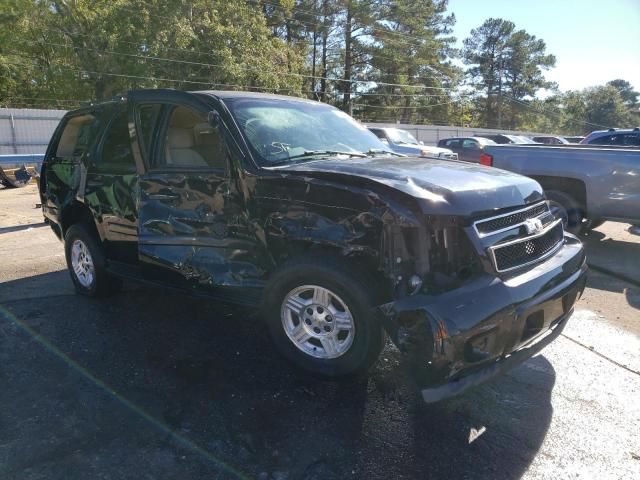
377;205;588;403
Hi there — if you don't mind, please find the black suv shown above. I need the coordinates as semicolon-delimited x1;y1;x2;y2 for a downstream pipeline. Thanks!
40;89;587;402
580;128;640;147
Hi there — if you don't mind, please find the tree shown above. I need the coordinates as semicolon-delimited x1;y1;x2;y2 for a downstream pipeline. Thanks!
502;30;556;129
607;79;639;124
547;86;633;134
462;18;514;127
358;0;460;124
462;18;555;129
607;79;639;109
1;0;304;105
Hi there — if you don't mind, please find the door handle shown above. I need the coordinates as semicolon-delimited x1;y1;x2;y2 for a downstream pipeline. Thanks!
147;192;180;200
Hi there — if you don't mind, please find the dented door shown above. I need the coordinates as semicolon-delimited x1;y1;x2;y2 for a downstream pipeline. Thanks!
128;90;264;292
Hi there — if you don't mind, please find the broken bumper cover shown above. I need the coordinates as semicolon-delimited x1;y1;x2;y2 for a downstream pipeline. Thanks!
379;234;587;403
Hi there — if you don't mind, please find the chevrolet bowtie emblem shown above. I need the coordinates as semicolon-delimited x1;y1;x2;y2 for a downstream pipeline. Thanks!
524;218;544;235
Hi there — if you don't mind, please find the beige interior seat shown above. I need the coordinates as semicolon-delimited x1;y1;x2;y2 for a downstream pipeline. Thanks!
165;127;208;167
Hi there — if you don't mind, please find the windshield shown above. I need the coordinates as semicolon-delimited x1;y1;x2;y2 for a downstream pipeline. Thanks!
223;98;390;166
386;128;419;145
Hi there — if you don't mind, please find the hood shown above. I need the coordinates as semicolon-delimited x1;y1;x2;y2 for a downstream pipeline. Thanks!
274;156;544;217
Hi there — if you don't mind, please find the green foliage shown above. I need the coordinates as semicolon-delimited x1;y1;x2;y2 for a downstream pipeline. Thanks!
462;17;556;129
0;2;637;136
1;0;302;106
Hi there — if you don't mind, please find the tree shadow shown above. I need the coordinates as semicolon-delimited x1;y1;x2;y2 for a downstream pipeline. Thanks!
1;272;554;479
0;222;47;234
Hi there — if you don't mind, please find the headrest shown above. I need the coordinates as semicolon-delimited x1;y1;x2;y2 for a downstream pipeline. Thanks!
167;128;194;149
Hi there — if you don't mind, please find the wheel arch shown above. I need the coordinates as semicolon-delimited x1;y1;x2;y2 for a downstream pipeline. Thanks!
61;201;101;241
530;176;588;217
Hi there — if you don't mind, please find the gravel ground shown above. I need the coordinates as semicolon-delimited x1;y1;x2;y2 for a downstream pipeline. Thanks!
1;184;639;480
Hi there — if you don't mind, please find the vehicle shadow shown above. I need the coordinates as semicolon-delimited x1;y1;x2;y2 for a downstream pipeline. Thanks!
584;270;640;311
1;273;554;480
581;229;640;285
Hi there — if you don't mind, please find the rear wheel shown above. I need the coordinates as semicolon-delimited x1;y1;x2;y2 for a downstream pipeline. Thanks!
64;224;121;297
263;256;385;377
582;218;605;233
546;190;584;235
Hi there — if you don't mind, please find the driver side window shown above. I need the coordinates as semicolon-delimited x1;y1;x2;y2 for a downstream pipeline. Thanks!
161;105;227;170
137;103;229;171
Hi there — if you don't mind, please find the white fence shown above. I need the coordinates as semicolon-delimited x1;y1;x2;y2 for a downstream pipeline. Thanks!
0;108;550;155
0;108;66;155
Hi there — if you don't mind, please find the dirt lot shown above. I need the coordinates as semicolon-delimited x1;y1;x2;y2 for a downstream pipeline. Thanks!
1;184;639;480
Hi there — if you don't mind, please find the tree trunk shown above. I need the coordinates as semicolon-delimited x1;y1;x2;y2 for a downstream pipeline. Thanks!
311;12;317;96
342;3;353;115
320;0;329;102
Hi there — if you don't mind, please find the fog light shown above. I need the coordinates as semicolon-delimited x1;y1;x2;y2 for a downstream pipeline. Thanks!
408;275;422;295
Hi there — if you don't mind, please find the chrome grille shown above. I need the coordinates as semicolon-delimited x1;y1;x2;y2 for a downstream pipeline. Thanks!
474;202;551;236
489;220;564;272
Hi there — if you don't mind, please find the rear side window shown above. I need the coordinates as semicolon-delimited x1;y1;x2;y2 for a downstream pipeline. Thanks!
55;114;99;158
591;133;640;146
445;139;461;148
617;133;640;146
590;134;615;145
99;111;136;171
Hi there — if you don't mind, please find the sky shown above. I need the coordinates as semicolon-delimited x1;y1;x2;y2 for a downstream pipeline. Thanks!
446;0;640;93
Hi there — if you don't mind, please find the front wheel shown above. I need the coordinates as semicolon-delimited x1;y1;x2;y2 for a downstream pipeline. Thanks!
263;256;385;377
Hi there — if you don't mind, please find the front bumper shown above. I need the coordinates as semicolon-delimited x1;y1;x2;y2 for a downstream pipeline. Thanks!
379;234;587;402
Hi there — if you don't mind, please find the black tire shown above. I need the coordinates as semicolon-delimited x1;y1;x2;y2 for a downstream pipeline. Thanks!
64;223;121;297
582;218;605;233
546;190;584;235
262;256;385;377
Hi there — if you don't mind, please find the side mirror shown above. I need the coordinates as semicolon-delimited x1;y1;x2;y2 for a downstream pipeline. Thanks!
419;140;424;145
208;110;222;128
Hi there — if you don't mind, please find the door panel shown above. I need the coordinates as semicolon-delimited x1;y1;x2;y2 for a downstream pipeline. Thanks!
137;171;264;289
128;90;265;291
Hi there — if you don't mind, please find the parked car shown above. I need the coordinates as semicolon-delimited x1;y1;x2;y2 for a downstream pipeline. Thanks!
580;128;640;147
532;136;571;145
436;136;497;163
40;89;587;403
476;134;538;144
367;126;458;160
476;144;640;234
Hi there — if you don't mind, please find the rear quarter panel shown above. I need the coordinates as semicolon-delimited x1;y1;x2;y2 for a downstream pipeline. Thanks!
42;157;80;228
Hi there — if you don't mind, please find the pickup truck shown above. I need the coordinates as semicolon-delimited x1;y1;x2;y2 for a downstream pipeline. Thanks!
39;89;587;402
478;145;640;234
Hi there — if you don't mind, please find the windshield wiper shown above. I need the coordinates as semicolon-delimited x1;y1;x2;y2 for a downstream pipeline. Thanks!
267;149;367;166
289;149;367;159
366;148;404;157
